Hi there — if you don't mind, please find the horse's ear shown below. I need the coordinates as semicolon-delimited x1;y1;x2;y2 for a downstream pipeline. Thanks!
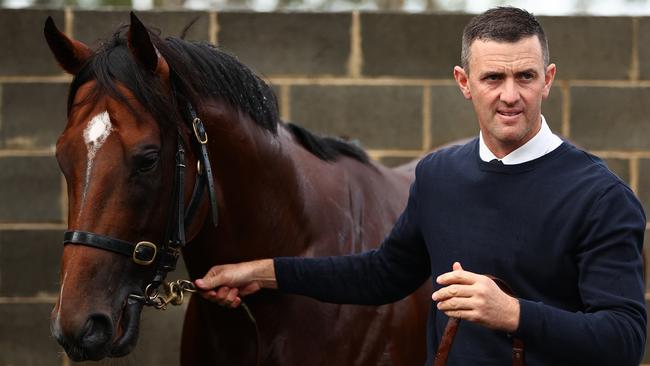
44;16;92;75
128;12;169;77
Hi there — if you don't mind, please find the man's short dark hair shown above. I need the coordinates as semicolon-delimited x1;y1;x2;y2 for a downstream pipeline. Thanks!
461;7;549;72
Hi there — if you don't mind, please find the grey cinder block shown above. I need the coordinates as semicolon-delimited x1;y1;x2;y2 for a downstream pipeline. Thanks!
0;9;65;76
219;12;351;77
290;85;423;150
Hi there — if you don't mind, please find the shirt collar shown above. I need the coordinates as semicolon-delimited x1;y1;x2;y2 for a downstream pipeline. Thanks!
479;115;563;165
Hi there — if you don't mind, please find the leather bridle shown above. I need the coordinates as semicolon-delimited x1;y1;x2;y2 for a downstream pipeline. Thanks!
63;104;219;308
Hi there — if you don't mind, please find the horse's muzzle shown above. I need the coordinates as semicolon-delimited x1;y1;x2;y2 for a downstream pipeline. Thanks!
52;312;113;361
51;298;143;361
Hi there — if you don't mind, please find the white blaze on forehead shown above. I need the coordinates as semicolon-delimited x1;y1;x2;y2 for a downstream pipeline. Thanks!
79;111;113;210
84;111;112;147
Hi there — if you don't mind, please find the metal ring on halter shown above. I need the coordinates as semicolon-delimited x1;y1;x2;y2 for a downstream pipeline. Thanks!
127;282;159;304
144;282;160;303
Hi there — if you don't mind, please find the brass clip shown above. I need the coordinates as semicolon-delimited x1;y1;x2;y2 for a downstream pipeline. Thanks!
152;280;197;310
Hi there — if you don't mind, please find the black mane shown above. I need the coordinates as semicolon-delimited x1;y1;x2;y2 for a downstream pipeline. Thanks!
68;26;369;165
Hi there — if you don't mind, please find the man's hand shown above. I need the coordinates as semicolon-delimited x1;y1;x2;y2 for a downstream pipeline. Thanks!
432;262;520;332
194;259;277;308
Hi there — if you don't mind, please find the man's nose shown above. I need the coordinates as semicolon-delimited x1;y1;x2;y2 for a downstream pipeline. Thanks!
499;79;520;105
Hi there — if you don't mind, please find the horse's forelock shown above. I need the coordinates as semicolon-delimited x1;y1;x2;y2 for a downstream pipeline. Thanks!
67;39;178;130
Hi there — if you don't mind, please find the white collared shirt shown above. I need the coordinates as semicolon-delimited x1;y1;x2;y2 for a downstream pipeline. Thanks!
479;115;563;165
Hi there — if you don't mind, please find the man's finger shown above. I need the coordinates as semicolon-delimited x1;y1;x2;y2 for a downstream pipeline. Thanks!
432;284;472;301
436;269;477;286
230;297;242;308
436;297;475;312
225;288;239;304
440;309;479;322
195;267;224;290
198;289;217;302
452;261;463;271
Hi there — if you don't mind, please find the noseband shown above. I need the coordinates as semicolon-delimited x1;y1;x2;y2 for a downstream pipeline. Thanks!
63;104;219;309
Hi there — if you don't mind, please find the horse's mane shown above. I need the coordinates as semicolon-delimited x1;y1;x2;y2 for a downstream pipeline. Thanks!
67;26;369;165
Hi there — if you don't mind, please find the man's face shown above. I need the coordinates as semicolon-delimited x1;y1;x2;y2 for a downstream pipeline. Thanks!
454;36;556;157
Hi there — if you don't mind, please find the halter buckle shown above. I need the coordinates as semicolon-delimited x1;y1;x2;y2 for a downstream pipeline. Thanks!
133;241;157;265
192;118;208;144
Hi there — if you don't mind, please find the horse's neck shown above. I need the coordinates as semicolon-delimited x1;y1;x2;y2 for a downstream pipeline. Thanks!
191;105;309;262
186;103;409;270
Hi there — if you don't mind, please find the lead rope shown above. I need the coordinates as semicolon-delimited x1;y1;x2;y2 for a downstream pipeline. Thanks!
433;276;524;366
150;280;261;366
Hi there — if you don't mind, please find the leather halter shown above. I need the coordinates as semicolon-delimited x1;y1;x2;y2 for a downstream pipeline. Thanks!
63;104;219;307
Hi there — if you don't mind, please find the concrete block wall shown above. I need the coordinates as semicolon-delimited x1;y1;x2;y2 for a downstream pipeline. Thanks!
0;8;649;365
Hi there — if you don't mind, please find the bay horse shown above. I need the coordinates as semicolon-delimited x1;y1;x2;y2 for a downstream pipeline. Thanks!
45;13;432;365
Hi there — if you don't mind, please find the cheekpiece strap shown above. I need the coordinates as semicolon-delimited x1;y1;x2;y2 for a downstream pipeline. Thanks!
187;104;219;227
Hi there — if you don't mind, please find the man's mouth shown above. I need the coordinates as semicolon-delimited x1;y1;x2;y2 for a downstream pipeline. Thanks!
497;110;522;117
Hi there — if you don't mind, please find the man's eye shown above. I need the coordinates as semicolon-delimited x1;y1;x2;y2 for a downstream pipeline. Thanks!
484;74;501;81
520;73;535;80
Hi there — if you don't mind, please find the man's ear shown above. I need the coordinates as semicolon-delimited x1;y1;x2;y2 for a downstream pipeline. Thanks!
542;63;556;99
454;66;472;100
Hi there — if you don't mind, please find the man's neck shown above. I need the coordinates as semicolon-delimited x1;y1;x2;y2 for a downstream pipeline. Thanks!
484;120;542;159
479;115;563;165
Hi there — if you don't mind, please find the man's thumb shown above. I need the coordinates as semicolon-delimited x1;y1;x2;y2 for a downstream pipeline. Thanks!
453;261;463;271
195;268;221;290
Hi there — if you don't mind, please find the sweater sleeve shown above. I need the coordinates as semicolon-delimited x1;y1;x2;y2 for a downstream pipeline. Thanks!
273;164;431;305
514;183;647;365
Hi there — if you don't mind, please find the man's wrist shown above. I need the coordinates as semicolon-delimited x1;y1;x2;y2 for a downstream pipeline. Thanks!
505;297;521;333
252;258;278;289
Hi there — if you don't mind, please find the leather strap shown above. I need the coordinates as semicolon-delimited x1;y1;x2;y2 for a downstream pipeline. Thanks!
188;104;219;227
432;317;459;366
173;135;186;247
433;276;524;366
64;231;135;257
184;170;205;224
64;230;178;267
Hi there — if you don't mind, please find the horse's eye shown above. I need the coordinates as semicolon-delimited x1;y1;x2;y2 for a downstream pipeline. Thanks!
136;153;159;173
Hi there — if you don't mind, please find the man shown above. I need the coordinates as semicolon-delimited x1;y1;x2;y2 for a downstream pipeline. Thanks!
195;7;646;365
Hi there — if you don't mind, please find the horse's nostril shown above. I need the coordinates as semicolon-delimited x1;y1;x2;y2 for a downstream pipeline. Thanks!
79;313;113;358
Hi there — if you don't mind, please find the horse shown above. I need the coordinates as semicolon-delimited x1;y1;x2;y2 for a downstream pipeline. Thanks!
45;13;432;365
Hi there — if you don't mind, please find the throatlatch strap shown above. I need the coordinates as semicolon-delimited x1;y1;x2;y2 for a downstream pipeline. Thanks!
184;171;206;223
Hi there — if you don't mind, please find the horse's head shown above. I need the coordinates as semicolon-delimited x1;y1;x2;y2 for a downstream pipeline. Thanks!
45;14;193;361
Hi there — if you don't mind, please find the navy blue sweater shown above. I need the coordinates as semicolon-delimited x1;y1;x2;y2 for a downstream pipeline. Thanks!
275;139;646;366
